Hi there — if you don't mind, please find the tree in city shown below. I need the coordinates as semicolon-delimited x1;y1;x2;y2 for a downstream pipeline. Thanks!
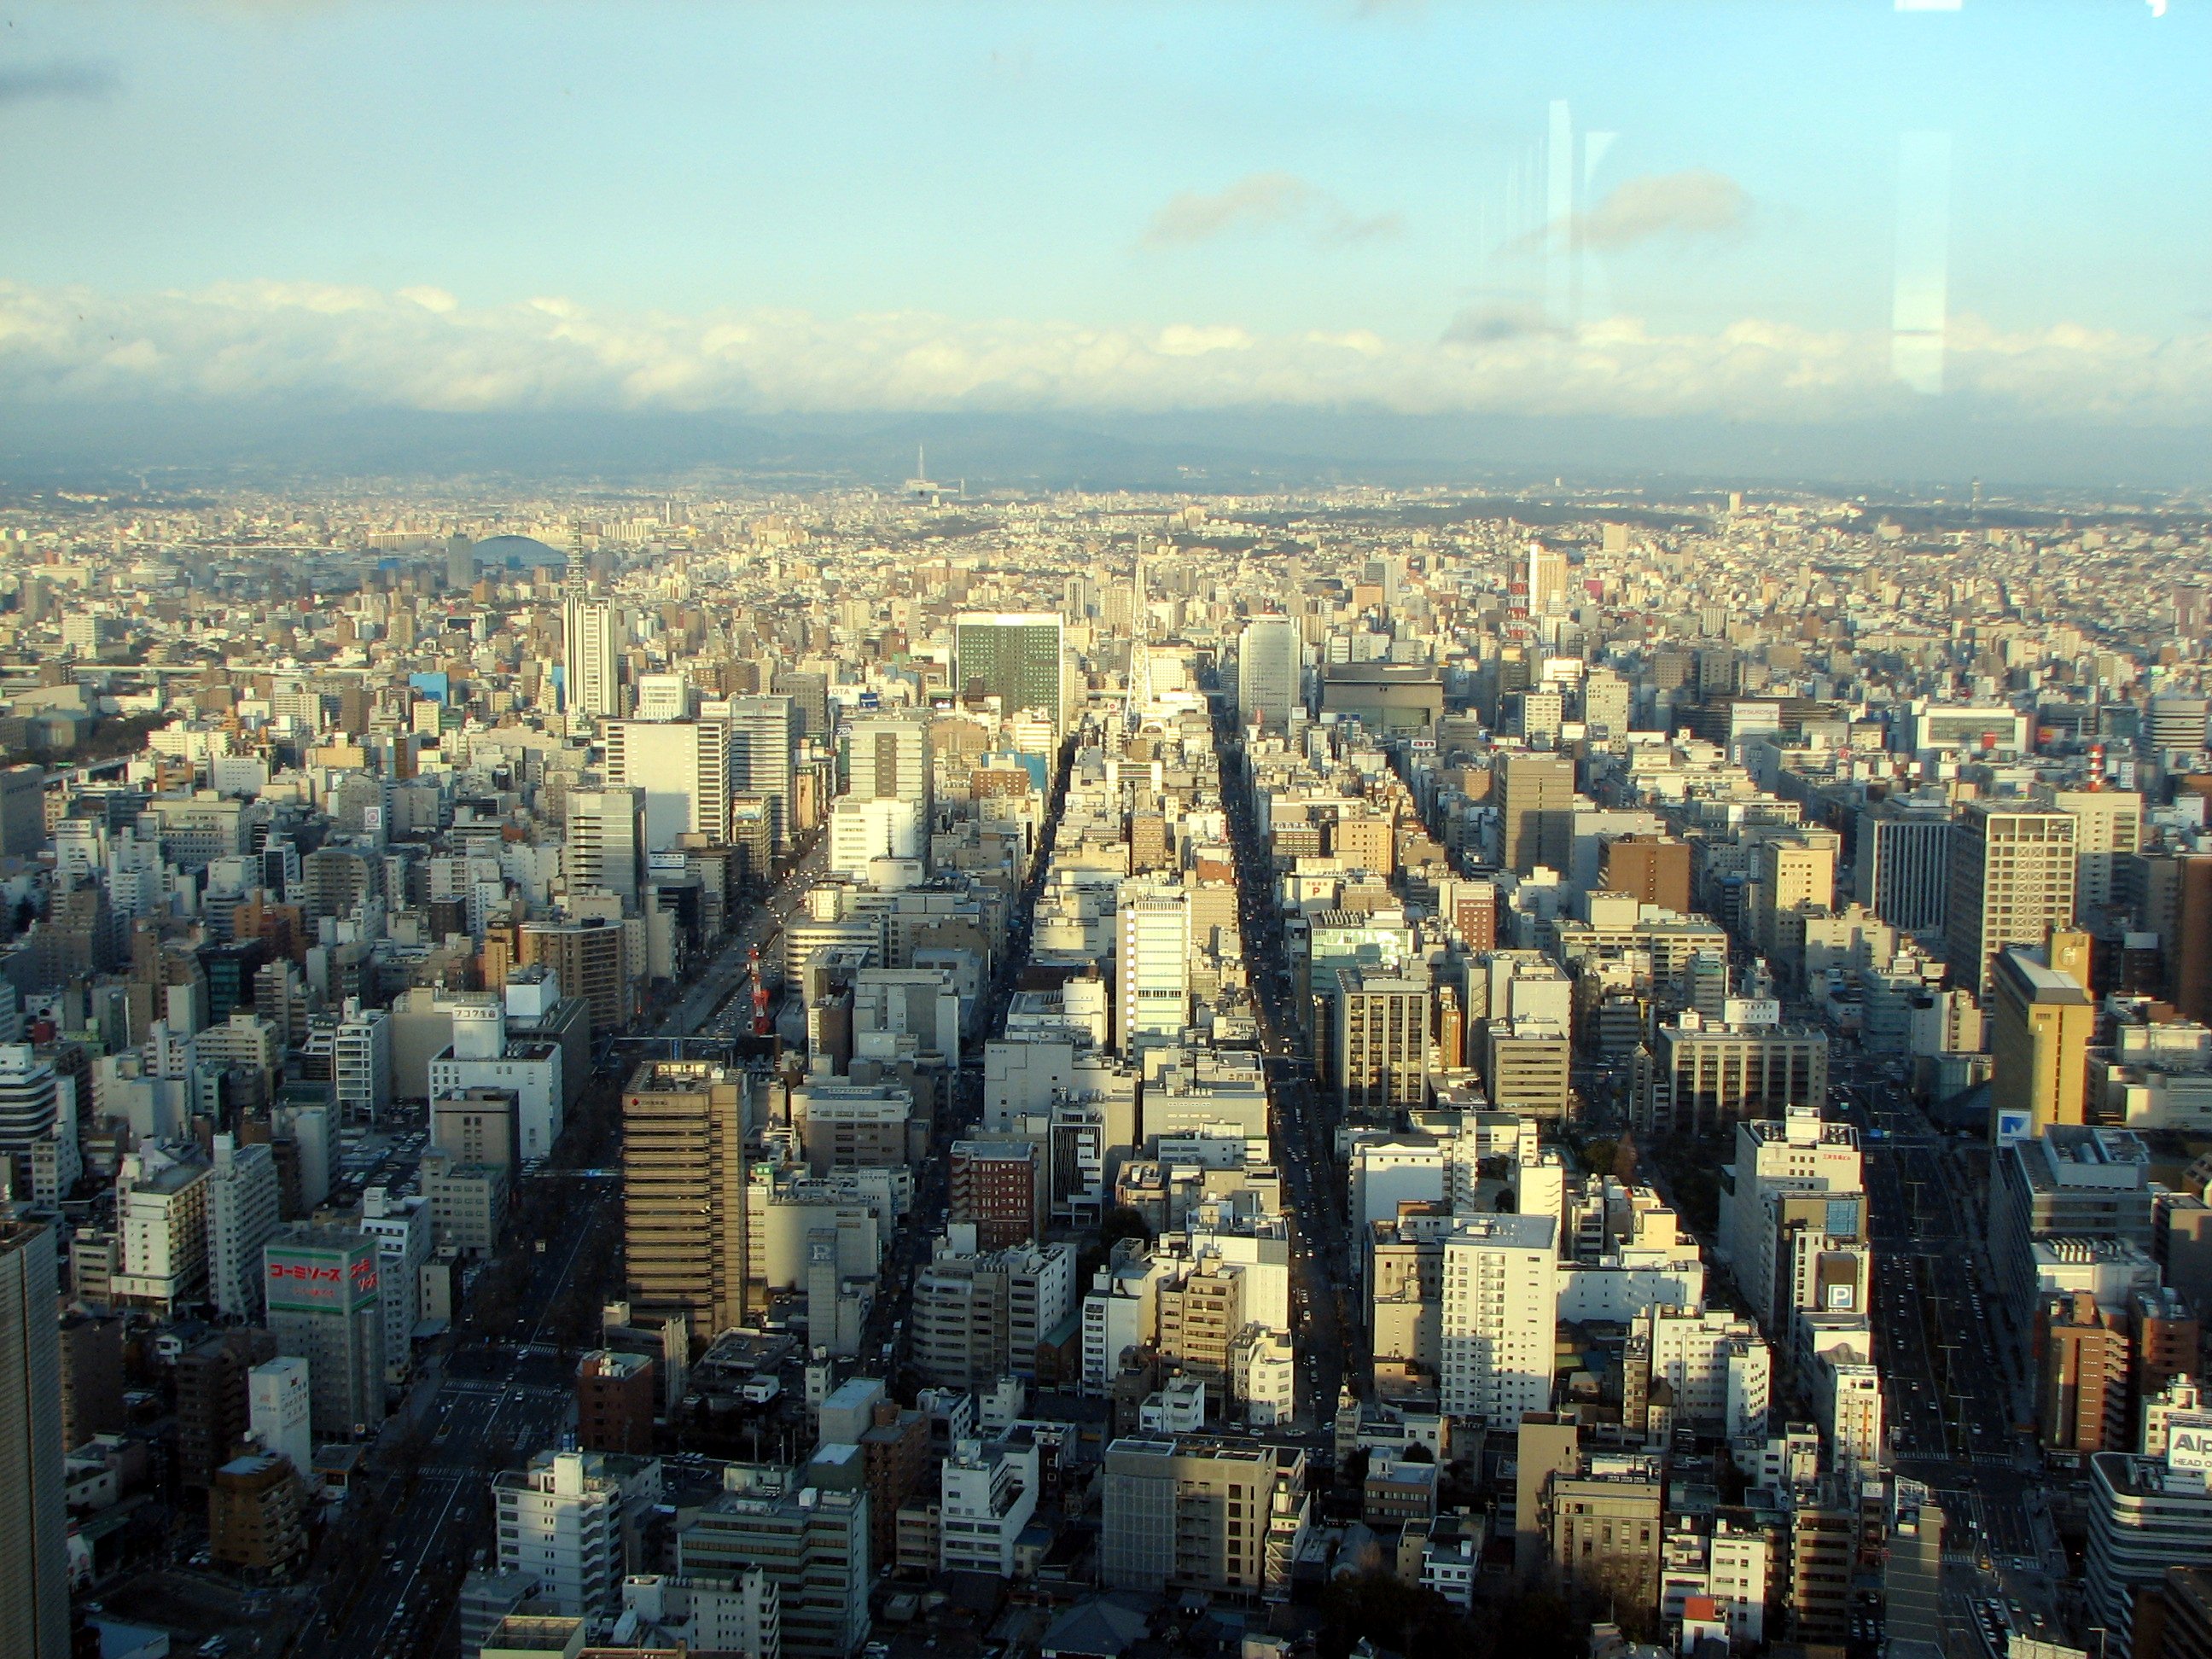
1318;1568;1470;1659
1101;1206;1154;1249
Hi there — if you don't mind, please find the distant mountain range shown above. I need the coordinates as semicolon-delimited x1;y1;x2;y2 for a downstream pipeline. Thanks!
0;400;2203;503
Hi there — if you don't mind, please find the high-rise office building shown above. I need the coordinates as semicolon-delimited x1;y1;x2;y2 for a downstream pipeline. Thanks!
953;612;1066;736
843;713;931;814
602;719;728;853
1637;1016;1831;1138
562;786;648;902
1580;667;1631;738
1527;539;1569;614
333;998;393;1122
206;1136;282;1321
1330;970;1431;1115
1117;884;1190;1059
247;1355;313;1478
358;1186;431;1383
721;696;796;852
1440;1213;1558;1425
1854;796;1953;934
678;1480;870;1659
1988;934;2095;1143
562;593;620;724
1100;1436;1307;1598
0;1046;58;1195
2145;696;2211;755
2137;851;2212;1023
621;1062;749;1336
2046;788;2144;917
0;1222;67;1659
494;1449;626;1616
1946;801;2078;1000
2086;1449;2212;1657
771;668;830;739
1236;615;1301;733
1496;752;1575;875
263;1227;385;1438
826;796;924;878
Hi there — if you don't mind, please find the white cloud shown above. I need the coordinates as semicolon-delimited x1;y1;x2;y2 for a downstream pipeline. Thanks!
0;279;2204;428
1140;172;1404;251
1577;170;1750;250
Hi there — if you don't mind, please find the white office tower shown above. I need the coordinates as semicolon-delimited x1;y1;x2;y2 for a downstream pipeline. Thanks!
1441;1213;1558;1425
1715;1108;1861;1276
632;672;696;722
206;1136;282;1320
844;713;932;814
0;1045;58;1190
827;795;925;879
2042;787;2144;917
1637;1305;1771;1441
359;1186;432;1383
495;1449;624;1616
565;786;649;900
721;696;797;851
247;1355;313;1478
1236;615;1301;734
602;721;727;854
562;593;620;723
0;1222;66;1659
1117;883;1190;1060
333;998;393;1123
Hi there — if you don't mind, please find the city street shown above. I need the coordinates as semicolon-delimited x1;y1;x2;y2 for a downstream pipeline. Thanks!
1833;1052;2071;1648
1216;715;1357;1444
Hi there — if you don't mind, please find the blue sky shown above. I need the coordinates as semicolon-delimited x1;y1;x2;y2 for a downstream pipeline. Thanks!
0;1;2204;441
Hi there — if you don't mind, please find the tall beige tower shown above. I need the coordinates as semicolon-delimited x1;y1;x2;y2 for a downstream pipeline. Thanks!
1496;751;1576;876
1946;802;2077;999
622;1062;749;1339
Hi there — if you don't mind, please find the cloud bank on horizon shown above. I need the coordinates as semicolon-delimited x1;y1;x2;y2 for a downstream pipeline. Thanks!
0;280;2203;432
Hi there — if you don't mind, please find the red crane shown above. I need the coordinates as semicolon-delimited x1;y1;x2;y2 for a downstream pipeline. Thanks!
749;946;771;1037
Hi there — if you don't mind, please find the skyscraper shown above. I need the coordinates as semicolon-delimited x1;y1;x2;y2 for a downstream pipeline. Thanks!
843;713;931;815
562;593;620;724
1855;796;1953;934
602;721;728;853
0;1221;67;1659
621;1062;750;1336
720;696;796;852
1527;540;1569;614
264;1227;385;1438
206;1135;282;1322
1496;751;1576;876
953;612;1066;736
1116;883;1190;1059
1440;1213;1558;1426
1236;615;1301;733
2044;787;2144;918
562;786;648;904
1945;801;2078;999
1988;934;2094;1143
